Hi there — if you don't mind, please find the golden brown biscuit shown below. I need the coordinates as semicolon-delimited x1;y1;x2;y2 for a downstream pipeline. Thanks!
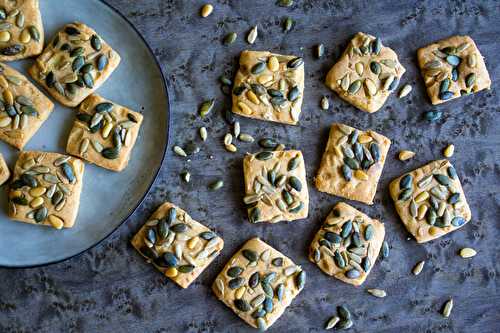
212;238;306;331
308;202;385;286
389;159;471;243
7;151;85;229
325;32;406;113
243;150;308;223
28;22;121;107
66;94;143;172
131;202;224;289
232;50;304;125
0;0;44;61
0;62;53;149
417;35;491;105
315;123;391;205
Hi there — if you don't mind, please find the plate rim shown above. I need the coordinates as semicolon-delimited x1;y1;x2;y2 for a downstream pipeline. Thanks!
0;0;171;269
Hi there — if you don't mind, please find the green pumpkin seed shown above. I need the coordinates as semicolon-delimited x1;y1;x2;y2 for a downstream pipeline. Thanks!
278;0;294;7
341;165;352;181
101;147;120;159
97;55;108;71
283;17;294;32
28;26;40;41
223;32;237;45
348;80;362;94
288;86;300;101
465;73;476;88
344;157;360;170
209;180;223;190
446;55;460;66
256;151;273;160
400;174;413;190
288;156;300;171
287;57;303;69
34;207;48;223
370;61;381;74
199;99;215;118
337;305;351;320
364;225;374;241
295;270;306;289
251;62;266;74
249;207;261;223
434;174;450;186
336;319;353;330
91;35;102;51
242;249;257;262
382;241;389;258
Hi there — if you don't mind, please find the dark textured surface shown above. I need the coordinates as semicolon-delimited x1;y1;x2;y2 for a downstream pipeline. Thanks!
1;0;499;332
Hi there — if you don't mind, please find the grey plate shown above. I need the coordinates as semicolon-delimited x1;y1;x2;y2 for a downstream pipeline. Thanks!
0;0;169;267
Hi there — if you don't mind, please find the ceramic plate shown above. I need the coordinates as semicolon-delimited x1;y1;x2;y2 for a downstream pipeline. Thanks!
0;0;169;267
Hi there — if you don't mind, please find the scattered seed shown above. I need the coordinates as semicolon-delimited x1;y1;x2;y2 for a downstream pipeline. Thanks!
239;133;254;142
459;247;476;258
424;110;443;122
443;144;454;158
283;17;293;32
200;4;213;17
399;150;415;161
325;316;340;330
412;260;425;275
442;298;453;318
173;146;187;157
247;26;258;44
398;84;412;98
199;127;207;141
367;288;387;298
278;0;294;7
199;99;215;118
223;32;237;45
382;241;389;258
209;180;223;190
315;43;325;58
320;96;329;110
181;171;191;183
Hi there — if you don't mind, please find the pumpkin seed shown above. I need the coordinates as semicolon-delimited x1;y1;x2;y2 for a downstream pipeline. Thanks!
288;176;302;191
287;57;303;69
1;44;23;56
295;270;306;289
256;151;273;160
370;61;381;75
442;299;453;318
412;260;425;275
465;73;476;88
399;84;412;98
200;4;213;17
239;133;254;142
34;207;48;223
367;288;386;298
382;241;389;258
283;17;294;32
348;80;362;94
209;180;223;190
459;247;476;258
424;110;443;122
223;32;237;45
446;55;460;66
336;319;353;330
434;174;450;186
247;26;258;44
451;216;466;227
325;316;340;330
278;0;294;7
199;99;214;118
337;305;351;320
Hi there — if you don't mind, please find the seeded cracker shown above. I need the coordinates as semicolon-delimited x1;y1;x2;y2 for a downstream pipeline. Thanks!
66;94;143;172
389;159;472;243
315;123;391;205
0;0;44;61
325;32;406;113
232;50;305;125
0;62;54;149
309;202;385;286
212;238;306;330
131;202;224;289
0;152;10;185
7;151;85;229
417;35;491;105
243;150;309;223
28;22;121;107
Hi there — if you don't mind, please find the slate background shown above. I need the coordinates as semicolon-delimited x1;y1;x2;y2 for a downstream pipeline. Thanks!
0;0;499;332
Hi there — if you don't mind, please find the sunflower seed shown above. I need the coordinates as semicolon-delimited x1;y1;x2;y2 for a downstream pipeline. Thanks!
398;84;412;98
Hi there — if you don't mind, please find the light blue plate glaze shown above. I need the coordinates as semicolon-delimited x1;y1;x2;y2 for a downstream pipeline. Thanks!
0;0;169;267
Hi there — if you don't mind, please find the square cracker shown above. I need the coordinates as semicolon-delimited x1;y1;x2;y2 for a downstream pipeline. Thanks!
212;237;306;331
308;202;385;286
28;22;121;107
389;159;471;243
315;123;391;205
0;62;54;149
131;201;224;289
243;150;309;223
232;50;305;125
0;0;44;61
417;35;491;105
66;94;143;172
325;32;406;113
7;151;85;229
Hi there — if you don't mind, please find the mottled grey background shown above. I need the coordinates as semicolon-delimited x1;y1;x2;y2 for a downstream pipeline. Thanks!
1;0;499;332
